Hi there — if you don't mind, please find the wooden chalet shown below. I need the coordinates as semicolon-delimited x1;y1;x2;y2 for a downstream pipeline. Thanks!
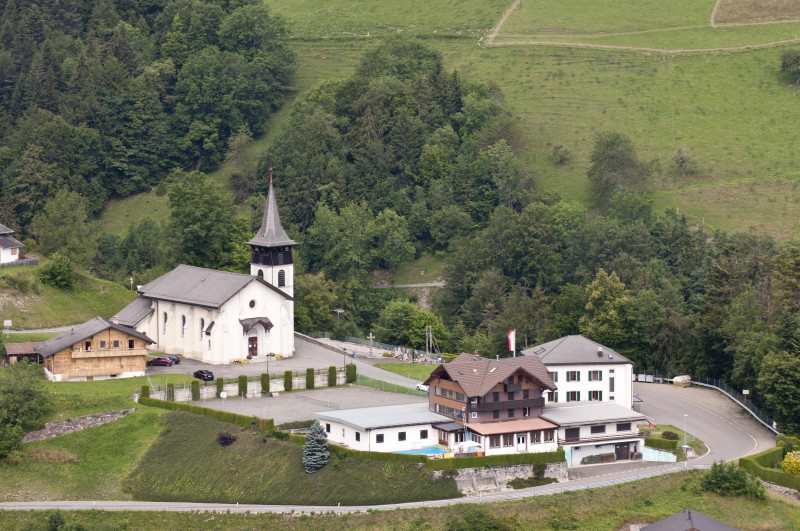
423;354;560;455
2;342;43;365
35;317;154;382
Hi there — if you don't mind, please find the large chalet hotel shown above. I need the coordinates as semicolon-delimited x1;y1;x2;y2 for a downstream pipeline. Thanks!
316;336;646;467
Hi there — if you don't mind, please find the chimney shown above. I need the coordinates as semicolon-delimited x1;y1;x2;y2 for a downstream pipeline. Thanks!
110;316;119;324
597;347;603;357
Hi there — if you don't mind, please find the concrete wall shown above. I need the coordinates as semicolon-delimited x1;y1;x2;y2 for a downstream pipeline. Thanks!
642;446;677;463
437;462;568;495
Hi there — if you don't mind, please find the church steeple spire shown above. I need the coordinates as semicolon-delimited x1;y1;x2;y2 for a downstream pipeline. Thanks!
248;174;296;296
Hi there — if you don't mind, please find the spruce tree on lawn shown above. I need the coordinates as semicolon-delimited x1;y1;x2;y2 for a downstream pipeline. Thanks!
303;421;330;473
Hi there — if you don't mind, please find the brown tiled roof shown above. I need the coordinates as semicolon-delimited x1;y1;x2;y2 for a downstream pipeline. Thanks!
3;342;41;355
425;354;556;397
466;417;558;436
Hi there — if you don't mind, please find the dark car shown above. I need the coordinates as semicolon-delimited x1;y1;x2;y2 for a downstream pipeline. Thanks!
193;369;214;381
146;356;174;367
164;354;181;364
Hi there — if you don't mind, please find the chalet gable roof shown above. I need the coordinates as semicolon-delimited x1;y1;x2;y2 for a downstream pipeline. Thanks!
136;264;292;309
247;182;297;249
34;317;154;358
0;223;14;234
521;335;633;366
425;354;556;397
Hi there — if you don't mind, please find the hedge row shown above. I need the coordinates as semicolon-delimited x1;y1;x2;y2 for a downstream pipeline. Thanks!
740;446;800;491
346;363;356;383
138;397;274;431
306;368;315;390
191;380;200;401
777;434;800;449
424;449;565;470
644;437;678;451
328;366;337;387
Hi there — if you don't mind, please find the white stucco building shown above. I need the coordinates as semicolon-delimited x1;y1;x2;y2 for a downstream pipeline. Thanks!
0;223;24;264
114;181;296;364
522;335;634;408
314;403;451;452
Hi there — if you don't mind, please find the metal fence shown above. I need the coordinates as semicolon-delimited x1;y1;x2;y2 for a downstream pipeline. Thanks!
639;369;777;434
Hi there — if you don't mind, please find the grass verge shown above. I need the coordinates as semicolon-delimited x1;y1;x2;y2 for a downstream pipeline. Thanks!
374;362;436;382
355;375;427;396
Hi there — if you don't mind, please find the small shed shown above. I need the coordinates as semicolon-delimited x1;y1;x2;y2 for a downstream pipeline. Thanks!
2;342;43;365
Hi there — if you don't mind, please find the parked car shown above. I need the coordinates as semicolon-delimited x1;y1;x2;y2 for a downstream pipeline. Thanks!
146;356;173;367
416;383;429;392
164;354;181;364
193;369;214;381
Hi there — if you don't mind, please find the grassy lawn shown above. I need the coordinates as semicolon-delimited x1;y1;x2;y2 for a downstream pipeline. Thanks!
0;408;166;502
641;423;708;461
97;191;170;238
393;252;448;284
374;362;437;382
355;375;427;396
124;411;459;505
0;266;137;329
1;332;59;343
2;470;799;529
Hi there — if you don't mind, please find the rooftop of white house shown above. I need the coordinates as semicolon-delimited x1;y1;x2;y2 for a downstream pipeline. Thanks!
540;402;646;427
521;334;634;366
314;403;451;431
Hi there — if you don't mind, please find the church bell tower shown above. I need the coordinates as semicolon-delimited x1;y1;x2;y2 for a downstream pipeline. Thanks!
247;169;296;298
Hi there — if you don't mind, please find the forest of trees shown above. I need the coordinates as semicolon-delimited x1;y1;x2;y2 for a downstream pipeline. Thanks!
0;0;293;229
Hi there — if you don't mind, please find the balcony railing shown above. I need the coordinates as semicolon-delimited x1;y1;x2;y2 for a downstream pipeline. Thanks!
71;349;143;359
470;397;544;412
562;430;641;445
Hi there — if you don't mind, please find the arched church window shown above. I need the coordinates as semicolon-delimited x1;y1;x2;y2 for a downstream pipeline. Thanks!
278;269;286;287
257;269;264;278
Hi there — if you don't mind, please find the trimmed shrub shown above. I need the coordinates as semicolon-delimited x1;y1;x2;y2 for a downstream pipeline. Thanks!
216;378;224;397
140;385;150;399
328;366;337;387
306;368;315;390
662;431;680;440
217;431;237;446
426;449;565;470
137;397;274;431
783;451;800;475
238;375;248;397
166;383;175;402
701;461;765;499
261;373;270;394
265;430;289;441
644;437;677;451
191;380;200;401
346;363;356;383
741;447;800;491
284;371;293;392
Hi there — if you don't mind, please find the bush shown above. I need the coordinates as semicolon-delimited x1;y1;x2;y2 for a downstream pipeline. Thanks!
0;422;24;459
217;431;237;446
37;252;75;289
644;437;677;452
662;431;680;440
265;430;289;441
284;370;293;392
306;368;315;390
238;375;248;397
783;451;800;475
553;144;570;164
426;449;564;470
346;363;357;383
191;381;200;401
216;377;224;397
328;366;337;387
141;385;150;398
166;383;175;402
261;373;270;394
701;461;765;499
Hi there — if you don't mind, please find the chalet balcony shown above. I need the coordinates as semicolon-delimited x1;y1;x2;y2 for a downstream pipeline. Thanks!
71;350;143;359
470;397;545;412
562;430;641;445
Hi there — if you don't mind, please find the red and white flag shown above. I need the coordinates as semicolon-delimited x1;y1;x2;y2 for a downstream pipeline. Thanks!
508;329;516;353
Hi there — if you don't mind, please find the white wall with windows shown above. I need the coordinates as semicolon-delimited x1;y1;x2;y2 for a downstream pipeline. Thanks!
319;420;440;452
543;363;633;408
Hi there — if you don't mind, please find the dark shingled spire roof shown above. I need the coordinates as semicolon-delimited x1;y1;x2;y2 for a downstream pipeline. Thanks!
247;182;296;248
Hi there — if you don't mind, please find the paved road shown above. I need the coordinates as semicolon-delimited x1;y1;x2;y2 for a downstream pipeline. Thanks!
145;337;425;390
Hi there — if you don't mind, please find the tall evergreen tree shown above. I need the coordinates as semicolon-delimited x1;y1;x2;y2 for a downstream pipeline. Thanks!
302;421;330;473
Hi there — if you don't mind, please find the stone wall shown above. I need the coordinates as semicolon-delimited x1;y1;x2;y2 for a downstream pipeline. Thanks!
434;462;567;495
22;409;134;443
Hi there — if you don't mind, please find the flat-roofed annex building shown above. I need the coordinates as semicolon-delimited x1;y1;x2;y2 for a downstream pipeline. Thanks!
314;403;451;452
35;317;154;382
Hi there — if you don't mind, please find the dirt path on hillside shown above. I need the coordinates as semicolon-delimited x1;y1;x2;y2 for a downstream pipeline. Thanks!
487;0;800;54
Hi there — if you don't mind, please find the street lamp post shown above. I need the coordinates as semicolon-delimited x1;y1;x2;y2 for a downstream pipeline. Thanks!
683;413;688;467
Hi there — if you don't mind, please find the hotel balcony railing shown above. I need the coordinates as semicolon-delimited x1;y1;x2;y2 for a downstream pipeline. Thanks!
562;430;641;445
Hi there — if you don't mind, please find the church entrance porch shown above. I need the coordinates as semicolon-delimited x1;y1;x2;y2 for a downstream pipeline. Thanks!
248;337;258;357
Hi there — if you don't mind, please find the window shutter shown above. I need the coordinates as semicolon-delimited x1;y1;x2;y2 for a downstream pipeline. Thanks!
554;392;558;403
566;393;570;402
599;391;603;401
577;372;581;382
577;391;581;401
599;372;603;381
588;393;592;401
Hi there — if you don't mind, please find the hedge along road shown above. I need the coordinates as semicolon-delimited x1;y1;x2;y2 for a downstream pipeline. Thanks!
0;381;777;514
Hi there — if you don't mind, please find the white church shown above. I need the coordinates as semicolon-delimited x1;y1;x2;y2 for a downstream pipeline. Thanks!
114;182;296;364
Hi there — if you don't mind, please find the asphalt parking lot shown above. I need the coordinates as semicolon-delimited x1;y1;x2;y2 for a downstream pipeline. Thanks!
189;386;427;426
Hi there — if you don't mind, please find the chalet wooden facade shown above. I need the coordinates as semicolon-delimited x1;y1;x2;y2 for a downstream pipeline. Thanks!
35;317;154;382
2;342;42;365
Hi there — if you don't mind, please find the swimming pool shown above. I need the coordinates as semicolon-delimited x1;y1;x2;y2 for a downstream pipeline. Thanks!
395;446;446;456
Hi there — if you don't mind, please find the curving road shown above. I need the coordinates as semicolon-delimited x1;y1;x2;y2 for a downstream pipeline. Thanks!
0;381;776;515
